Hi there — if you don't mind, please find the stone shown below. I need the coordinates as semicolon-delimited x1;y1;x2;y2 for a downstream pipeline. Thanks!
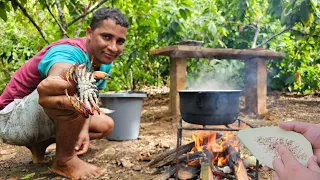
120;158;134;168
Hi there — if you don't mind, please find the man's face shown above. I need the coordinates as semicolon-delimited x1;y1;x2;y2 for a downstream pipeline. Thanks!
86;18;128;66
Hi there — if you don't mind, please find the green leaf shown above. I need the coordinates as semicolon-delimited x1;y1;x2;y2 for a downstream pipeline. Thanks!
21;172;35;180
310;0;318;8
208;22;217;35
179;9;187;20
181;0;193;7
308;12;314;24
285;74;295;84
281;5;292;25
299;1;311;26
202;8;210;15
185;9;191;18
0;2;7;21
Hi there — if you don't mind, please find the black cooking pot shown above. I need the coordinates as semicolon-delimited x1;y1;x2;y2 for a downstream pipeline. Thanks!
178;90;241;125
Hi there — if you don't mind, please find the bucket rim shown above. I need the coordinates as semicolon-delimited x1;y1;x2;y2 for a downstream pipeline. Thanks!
178;90;242;93
99;92;147;98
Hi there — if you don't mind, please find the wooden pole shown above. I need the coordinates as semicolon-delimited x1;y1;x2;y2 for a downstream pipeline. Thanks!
169;57;187;117
244;57;267;115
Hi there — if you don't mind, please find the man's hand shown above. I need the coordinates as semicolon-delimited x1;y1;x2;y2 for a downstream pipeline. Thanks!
75;116;91;155
279;121;320;163
75;128;90;155
272;144;320;180
37;76;79;120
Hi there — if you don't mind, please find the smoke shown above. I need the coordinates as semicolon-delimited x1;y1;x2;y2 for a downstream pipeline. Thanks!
186;59;243;90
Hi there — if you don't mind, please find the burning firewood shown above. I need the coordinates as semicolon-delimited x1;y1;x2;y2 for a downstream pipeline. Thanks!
199;146;221;180
225;145;249;180
235;161;249;180
149;133;223;168
152;166;177;180
177;165;199;180
200;162;215;180
151;131;255;180
148;142;195;168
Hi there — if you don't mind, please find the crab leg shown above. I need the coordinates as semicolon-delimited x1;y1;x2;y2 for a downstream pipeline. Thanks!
61;57;115;118
64;89;90;118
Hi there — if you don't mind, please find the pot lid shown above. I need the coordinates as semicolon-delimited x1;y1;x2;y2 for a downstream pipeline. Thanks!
99;92;147;98
178;90;242;93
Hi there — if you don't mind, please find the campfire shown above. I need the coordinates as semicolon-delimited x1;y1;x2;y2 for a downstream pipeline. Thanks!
149;129;259;180
147;90;259;179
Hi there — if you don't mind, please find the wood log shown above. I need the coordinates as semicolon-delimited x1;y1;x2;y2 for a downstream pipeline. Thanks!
149;133;223;168
199;147;220;180
226;145;241;171
152;166;176;180
177;165;199;180
211;165;224;180
225;145;249;180
234;161;249;180
179;151;203;164
200;162;215;180
148;141;195;168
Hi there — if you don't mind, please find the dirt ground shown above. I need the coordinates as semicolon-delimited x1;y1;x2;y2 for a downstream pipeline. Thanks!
0;88;320;180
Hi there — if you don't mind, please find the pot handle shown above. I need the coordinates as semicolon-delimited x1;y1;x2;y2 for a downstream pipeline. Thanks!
196;93;205;109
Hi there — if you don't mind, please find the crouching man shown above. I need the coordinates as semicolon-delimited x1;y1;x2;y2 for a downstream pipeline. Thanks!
0;7;129;179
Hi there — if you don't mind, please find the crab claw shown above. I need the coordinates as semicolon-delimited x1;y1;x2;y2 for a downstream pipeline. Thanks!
99;107;116;114
93;71;111;80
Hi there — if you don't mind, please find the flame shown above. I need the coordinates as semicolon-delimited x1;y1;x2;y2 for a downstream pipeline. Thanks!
227;123;248;130
217;157;227;167
191;132;204;152
234;160;243;173
188;130;242;167
206;132;224;153
237;163;241;173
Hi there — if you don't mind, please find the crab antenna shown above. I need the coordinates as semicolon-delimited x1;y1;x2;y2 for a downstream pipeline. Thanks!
89;56;94;72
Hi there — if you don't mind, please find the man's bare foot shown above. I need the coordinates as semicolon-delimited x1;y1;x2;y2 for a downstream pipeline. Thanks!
51;155;101;179
26;138;55;164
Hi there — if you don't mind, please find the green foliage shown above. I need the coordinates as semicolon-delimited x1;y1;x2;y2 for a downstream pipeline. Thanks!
0;9;45;93
268;19;320;94
0;0;320;95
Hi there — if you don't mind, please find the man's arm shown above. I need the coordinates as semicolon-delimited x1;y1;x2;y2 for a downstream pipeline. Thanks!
46;62;92;155
48;62;73;76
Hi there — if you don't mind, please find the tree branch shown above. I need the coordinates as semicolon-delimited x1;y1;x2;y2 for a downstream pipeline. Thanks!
13;0;49;44
74;18;86;37
255;24;294;48
67;0;109;27
74;0;92;37
290;29;320;38
55;0;67;38
45;0;70;38
66;0;81;15
250;23;260;48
